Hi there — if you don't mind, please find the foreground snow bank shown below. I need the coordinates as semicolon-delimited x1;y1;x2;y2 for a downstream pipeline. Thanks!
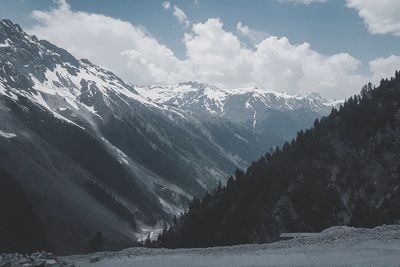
65;225;400;267
3;225;398;266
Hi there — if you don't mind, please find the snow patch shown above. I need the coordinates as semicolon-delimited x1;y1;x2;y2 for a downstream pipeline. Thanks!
158;198;182;216
234;133;248;143
0;130;17;139
0;39;10;48
30;92;85;130
252;111;257;129
0;82;18;100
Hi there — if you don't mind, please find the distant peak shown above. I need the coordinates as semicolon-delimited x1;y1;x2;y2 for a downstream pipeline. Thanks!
177;81;216;90
0;19;14;27
0;19;23;33
299;92;324;101
80;58;93;65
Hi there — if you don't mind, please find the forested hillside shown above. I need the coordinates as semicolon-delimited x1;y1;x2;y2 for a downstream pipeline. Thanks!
156;73;400;248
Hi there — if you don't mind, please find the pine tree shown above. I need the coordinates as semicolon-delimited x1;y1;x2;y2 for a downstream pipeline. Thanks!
144;233;152;247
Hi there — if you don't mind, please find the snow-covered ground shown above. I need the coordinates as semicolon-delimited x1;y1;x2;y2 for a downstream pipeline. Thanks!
66;225;400;267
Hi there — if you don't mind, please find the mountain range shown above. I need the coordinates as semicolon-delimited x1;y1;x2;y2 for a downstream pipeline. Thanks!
136;82;342;140
0;19;340;254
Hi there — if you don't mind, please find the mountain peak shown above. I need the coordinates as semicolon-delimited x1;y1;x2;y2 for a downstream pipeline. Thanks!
175;81;222;93
300;91;323;100
177;81;210;89
0;19;19;30
0;20;153;119
0;19;26;40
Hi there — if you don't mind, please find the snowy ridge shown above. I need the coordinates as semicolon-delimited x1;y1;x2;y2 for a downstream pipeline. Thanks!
135;82;344;138
135;82;343;118
0;22;158;124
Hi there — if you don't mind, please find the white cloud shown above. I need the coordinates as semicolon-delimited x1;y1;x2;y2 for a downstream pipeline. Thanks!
162;2;190;28
251;37;365;98
30;0;189;85
369;55;400;84
185;18;366;98
184;18;253;86
162;1;171;10
278;0;328;5
236;22;269;44
173;5;190;28
28;1;367;99
346;0;400;36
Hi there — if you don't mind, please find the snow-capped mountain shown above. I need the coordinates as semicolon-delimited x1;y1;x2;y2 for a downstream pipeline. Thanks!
136;82;342;139
0;19;338;254
0;19;284;253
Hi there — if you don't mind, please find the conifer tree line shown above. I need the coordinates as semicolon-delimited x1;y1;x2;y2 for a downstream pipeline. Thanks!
151;71;400;248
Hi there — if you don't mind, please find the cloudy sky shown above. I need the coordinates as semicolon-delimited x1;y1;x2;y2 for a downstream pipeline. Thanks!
1;0;400;98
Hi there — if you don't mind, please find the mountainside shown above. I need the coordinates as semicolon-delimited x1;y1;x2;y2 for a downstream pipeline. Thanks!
0;19;338;254
156;75;400;248
136;82;341;140
0;19;270;254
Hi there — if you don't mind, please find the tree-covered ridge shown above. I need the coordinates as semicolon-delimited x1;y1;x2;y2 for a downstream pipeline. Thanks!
155;72;400;248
